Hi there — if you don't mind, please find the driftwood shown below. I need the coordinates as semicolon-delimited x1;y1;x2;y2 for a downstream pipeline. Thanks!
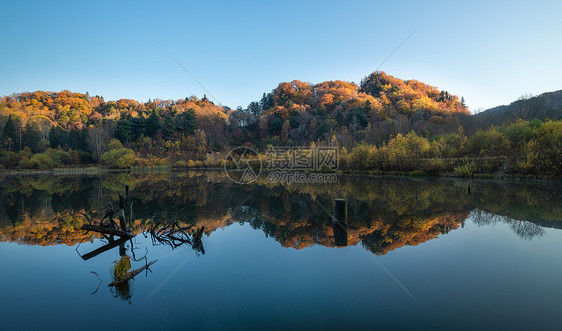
82;224;134;238
108;260;158;287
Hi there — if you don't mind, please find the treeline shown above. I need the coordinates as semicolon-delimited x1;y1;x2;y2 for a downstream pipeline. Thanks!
0;91;228;169
1;70;560;177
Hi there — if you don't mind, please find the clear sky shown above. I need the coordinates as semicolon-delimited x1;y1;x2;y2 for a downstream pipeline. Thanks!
1;0;560;113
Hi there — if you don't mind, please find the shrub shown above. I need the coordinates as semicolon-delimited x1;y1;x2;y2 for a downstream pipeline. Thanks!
423;158;445;175
454;162;474;177
101;148;136;168
107;138;124;151
0;151;21;168
176;160;188;168
26;148;71;169
409;170;427;177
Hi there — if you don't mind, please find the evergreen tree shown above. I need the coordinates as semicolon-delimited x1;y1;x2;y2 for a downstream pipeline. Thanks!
1;115;18;151
68;129;83;151
269;117;283;135
177;109;196;137
115;119;133;144
145;110;161;138
260;93;273;110
22;123;40;152
130;117;145;139
49;126;68;148
162;116;176;140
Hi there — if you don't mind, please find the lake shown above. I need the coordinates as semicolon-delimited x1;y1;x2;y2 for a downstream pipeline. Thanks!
1;172;562;330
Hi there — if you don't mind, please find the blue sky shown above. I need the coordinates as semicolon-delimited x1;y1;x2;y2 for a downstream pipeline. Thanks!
1;0;561;112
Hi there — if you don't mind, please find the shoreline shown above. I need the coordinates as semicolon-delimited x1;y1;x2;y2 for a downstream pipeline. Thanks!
1;166;558;182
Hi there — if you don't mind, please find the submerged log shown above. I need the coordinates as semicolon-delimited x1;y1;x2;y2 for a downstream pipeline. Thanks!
82;224;135;238
109;260;158;287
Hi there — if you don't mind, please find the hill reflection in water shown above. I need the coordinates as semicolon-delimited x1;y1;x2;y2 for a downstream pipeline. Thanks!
1;172;561;254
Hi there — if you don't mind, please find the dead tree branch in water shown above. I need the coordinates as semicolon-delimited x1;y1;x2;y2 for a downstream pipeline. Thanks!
109;260;158;287
80;184;135;238
82;224;134;238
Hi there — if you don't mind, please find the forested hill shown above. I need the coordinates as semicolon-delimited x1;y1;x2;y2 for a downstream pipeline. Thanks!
249;71;469;147
0;71;469;157
466;90;562;131
6;71;559;178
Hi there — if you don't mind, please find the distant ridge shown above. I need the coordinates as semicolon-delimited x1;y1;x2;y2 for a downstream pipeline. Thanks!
470;90;562;129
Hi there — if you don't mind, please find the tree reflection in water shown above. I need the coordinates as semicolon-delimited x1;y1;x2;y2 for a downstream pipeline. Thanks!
471;209;545;240
1;172;562;300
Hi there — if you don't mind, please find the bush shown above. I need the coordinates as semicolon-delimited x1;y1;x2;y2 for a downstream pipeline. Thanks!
0;151;21;168
107;138;124;151
470;127;510;157
409;170;427;177
423;158;445;175
26;148;72;169
349;144;374;170
176;160;188;168
101;148;136;168
454;162;474;177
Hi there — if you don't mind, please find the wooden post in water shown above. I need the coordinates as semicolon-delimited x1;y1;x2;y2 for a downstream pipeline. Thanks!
333;198;348;247
118;185;129;231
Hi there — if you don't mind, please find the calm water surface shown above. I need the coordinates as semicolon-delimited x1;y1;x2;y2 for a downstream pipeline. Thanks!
1;172;562;330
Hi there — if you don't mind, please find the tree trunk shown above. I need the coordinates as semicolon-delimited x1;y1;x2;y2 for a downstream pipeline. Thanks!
82;224;134;238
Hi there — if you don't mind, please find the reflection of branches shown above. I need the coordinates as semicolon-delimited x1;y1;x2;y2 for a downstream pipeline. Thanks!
471;209;503;227
146;219;205;255
510;220;544;241
148;220;193;249
130;245;148;262
470;209;545;240
89;271;102;295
